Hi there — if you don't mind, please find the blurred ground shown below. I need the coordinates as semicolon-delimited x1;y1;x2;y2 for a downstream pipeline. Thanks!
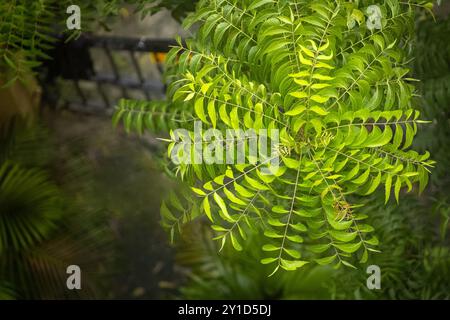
43;109;184;299
41;8;187;297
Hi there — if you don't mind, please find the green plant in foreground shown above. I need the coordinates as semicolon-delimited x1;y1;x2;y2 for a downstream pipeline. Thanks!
176;21;450;295
114;0;435;274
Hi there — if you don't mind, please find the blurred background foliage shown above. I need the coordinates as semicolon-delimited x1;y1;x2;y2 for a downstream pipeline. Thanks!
0;116;111;299
0;0;449;299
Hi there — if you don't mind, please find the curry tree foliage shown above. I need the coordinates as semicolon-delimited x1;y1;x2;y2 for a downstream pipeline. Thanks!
114;0;435;273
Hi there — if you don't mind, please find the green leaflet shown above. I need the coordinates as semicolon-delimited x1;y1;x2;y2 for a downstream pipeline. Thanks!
213;193;233;221
224;187;246;205
245;175;269;190
329;230;358;242
234;182;255;198
333;242;362;253
261;257;277;264
268;218;285;227
264;229;283;238
285;104;306;116
230;233;243;251
315;255;337;265
207;99;217;128
394;176;402;203
289;92;308;99
310;105;329;115
262;244;279;251
364;172;382;195
352;168;371;185
307;243;331;253
284;248;301;259
280;259;309;271
203;196;212;221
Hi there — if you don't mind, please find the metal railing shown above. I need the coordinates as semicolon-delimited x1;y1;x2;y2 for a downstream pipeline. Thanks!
39;35;177;114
